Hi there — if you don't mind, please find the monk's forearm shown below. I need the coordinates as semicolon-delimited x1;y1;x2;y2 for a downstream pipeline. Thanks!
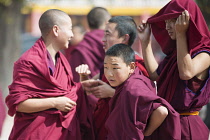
17;96;76;113
17;98;56;113
142;42;159;81
144;106;168;136
176;33;195;80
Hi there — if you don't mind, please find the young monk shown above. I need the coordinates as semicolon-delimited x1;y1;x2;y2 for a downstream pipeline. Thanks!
76;16;149;140
5;9;93;140
104;43;181;140
138;0;210;139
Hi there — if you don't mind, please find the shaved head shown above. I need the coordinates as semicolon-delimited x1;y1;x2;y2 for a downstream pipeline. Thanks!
39;9;71;37
87;7;111;29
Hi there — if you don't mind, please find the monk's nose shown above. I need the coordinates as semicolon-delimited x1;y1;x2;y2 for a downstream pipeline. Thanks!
165;23;170;30
107;70;113;77
102;35;106;42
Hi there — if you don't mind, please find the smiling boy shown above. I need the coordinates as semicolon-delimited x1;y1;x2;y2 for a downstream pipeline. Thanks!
104;44;181;140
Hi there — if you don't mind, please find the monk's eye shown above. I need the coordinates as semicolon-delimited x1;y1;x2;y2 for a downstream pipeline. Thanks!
104;67;108;69
113;68;119;70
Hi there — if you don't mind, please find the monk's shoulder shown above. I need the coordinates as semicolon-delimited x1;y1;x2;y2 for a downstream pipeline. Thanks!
15;47;42;68
125;77;155;97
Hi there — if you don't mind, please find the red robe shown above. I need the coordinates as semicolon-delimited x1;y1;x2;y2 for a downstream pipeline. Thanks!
105;68;181;140
6;38;94;140
66;29;105;113
148;0;210;139
93;54;149;140
67;29;105;82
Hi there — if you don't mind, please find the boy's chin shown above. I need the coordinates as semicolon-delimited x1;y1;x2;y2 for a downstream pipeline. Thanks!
110;83;119;87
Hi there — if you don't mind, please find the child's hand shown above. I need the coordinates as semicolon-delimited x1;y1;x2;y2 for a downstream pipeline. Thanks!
75;64;91;77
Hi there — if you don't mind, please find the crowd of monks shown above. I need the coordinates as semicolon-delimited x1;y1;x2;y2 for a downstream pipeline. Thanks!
0;0;210;139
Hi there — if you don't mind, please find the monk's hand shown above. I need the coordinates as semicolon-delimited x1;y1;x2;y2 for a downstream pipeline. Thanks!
54;96;76;112
91;80;115;98
81;79;99;95
137;20;151;47
76;64;91;77
175;10;190;35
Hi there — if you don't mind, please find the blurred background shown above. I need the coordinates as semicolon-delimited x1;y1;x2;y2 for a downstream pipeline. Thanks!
0;0;209;139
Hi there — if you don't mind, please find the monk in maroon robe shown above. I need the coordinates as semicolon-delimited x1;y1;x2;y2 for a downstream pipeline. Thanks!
0;89;6;136
67;7;111;114
64;24;85;62
67;7;111;82
104;44;181;140
93;54;149;140
78;16;150;140
139;0;210;139
69;29;106;112
6;9;94;140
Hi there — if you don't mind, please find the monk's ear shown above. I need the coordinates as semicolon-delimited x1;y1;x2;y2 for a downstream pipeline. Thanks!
122;34;130;45
129;62;136;74
52;25;59;37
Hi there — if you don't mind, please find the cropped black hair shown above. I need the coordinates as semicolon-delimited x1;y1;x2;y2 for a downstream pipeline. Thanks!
105;44;135;65
108;16;137;46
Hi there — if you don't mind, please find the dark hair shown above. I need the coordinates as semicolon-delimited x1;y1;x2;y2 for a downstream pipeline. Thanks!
105;44;135;65
87;7;110;29
108;16;137;46
39;9;69;37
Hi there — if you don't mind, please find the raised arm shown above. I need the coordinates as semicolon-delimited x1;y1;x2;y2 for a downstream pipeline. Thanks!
75;64;91;81
138;21;159;81
176;10;210;80
17;96;76;113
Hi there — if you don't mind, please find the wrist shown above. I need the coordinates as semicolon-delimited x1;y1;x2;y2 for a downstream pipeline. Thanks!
142;40;151;48
108;88;115;97
80;74;88;77
141;41;149;47
50;97;57;108
176;32;186;38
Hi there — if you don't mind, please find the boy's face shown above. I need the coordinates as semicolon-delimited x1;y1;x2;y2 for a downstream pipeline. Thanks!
102;23;125;52
104;55;135;87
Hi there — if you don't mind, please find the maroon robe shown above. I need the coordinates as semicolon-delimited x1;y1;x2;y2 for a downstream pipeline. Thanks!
6;38;94;140
67;29;105;114
93;55;149;140
148;0;210;139
105;68;181;140
67;29;105;82
0;89;6;136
